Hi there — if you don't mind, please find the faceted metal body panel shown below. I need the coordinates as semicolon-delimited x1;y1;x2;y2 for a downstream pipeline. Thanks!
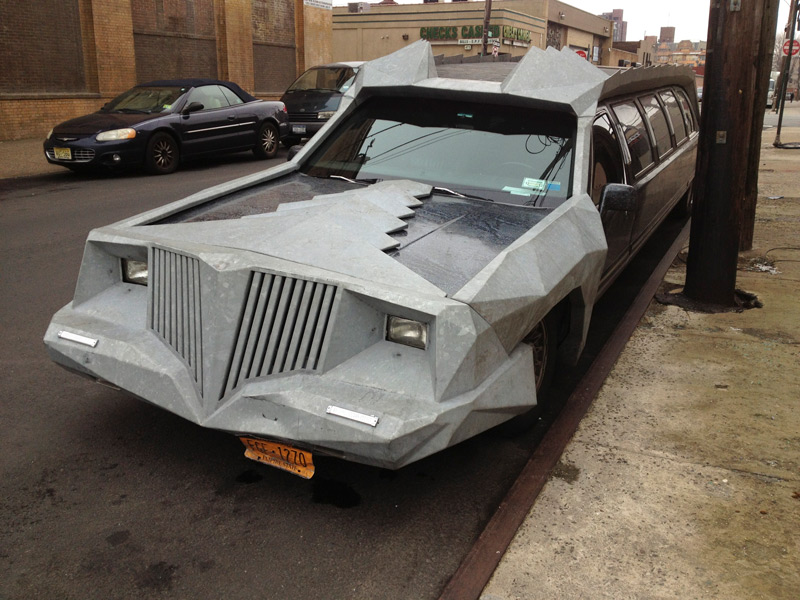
44;42;693;469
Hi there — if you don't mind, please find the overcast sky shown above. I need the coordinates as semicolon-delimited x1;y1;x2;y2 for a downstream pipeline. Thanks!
332;0;796;44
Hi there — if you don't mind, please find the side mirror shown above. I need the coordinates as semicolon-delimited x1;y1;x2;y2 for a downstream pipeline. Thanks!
287;144;305;161
181;101;204;116
600;183;637;213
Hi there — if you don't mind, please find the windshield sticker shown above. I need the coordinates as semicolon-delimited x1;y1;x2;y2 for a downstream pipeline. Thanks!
522;178;561;192
163;104;172;109
502;186;535;196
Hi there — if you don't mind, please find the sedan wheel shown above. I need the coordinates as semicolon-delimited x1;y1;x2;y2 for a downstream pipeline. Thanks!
145;132;179;175
254;122;279;159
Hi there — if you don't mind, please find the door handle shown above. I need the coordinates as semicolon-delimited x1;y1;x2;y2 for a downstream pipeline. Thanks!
228;116;236;121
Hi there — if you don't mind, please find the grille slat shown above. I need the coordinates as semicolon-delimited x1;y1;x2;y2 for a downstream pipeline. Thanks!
288;113;319;122
223;272;337;397
46;148;95;162
150;248;203;389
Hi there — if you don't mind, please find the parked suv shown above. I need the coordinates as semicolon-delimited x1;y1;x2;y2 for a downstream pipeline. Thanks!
280;62;362;147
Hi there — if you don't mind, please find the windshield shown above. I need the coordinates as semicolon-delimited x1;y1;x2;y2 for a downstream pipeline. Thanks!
103;86;186;114
302;97;575;206
286;67;358;93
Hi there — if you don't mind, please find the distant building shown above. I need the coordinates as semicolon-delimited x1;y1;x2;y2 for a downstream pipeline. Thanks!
332;0;614;65
601;9;627;42
660;27;676;44
656;39;706;68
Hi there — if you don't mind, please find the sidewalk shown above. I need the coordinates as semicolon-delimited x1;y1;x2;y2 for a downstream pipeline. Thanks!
482;129;800;599
0;137;64;180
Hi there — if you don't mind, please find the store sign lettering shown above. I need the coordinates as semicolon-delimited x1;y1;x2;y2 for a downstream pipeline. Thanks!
420;26;459;40
502;26;531;43
420;24;504;41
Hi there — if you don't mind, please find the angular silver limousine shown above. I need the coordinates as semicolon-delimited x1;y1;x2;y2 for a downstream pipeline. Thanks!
45;42;698;478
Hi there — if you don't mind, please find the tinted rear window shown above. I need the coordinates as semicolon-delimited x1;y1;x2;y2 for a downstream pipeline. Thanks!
612;101;654;175
660;90;688;143
640;94;672;159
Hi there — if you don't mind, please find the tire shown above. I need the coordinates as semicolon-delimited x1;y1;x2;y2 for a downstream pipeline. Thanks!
281;136;301;149
500;311;559;435
145;132;179;175
254;122;279;159
525;311;558;398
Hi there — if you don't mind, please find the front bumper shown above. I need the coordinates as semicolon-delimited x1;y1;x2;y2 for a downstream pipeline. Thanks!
44;292;535;470
43;136;144;169
286;120;326;139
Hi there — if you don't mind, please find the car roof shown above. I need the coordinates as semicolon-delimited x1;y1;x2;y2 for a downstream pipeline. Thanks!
137;78;258;103
357;42;697;119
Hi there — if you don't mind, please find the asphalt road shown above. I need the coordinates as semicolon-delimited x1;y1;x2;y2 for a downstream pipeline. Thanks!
0;153;544;600
0;153;687;600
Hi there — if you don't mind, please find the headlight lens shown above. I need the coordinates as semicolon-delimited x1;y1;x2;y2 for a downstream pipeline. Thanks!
46;128;54;140
317;111;336;120
96;128;136;142
386;316;428;350
122;259;148;285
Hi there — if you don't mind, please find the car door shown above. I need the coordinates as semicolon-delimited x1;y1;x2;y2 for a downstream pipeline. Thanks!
591;110;634;277
176;85;242;156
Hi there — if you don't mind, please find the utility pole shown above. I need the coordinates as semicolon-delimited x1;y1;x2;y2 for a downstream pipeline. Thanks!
684;0;774;306
741;0;781;250
481;0;493;56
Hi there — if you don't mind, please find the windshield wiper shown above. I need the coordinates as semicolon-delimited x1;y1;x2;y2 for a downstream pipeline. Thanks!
114;108;149;114
432;186;493;203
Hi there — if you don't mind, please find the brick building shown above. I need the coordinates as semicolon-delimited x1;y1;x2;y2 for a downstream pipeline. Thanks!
0;0;332;141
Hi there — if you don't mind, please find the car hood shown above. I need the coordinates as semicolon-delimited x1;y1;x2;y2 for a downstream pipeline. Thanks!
52;111;165;135
280;90;344;114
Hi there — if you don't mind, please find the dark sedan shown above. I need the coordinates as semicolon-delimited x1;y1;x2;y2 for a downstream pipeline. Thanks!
44;78;290;174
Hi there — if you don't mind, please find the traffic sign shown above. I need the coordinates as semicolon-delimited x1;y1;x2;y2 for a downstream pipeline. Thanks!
784;39;800;56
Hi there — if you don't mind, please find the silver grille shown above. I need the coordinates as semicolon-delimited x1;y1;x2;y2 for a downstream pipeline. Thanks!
223;272;337;395
149;248;203;387
46;147;95;162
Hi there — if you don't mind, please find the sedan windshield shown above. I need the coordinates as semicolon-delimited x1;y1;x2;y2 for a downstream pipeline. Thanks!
286;67;358;93
302;96;575;206
103;86;186;114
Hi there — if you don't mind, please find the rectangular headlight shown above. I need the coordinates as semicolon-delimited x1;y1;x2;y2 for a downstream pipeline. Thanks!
122;259;148;285
317;111;336;120
386;316;427;350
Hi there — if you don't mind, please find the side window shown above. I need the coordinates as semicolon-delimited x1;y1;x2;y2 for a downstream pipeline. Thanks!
640;94;673;159
591;113;625;206
220;86;244;106
612;101;654;176
675;89;697;133
186;85;230;110
660;89;688;143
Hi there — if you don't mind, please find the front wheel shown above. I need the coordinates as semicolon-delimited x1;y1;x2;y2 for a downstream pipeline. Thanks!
145;132;179;175
501;311;559;435
254;122;279;159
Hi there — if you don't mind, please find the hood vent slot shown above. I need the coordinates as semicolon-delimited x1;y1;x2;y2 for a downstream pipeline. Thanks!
223;272;337;396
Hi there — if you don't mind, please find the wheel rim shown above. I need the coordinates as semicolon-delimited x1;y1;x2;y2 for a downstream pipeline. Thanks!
153;139;175;169
525;322;549;392
261;127;276;154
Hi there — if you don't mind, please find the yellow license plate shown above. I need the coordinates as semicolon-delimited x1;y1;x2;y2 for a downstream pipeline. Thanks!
54;147;72;160
240;437;315;479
